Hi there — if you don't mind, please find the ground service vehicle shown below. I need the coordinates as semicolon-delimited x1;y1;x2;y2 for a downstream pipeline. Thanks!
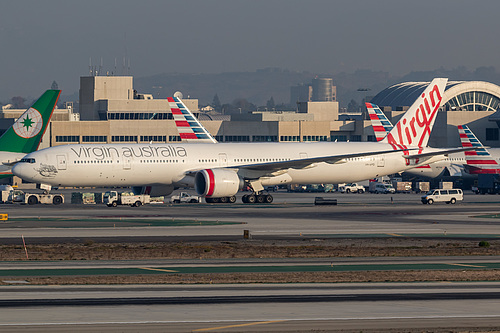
1;188;64;205
104;191;150;207
421;189;463;205
170;192;201;203
339;183;365;193
369;182;395;194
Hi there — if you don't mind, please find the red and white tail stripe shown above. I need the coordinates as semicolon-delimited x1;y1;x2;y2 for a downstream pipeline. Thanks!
167;97;218;143
458;125;500;174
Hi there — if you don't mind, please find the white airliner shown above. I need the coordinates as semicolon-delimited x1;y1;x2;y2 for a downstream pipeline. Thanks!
13;78;468;203
366;102;500;178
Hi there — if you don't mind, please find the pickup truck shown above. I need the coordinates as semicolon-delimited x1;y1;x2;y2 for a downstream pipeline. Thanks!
170;192;202;203
338;183;365;193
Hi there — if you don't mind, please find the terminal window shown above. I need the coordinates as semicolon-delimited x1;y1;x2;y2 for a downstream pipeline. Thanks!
141;135;167;142
111;135;138;142
82;136;107;142
56;135;79;143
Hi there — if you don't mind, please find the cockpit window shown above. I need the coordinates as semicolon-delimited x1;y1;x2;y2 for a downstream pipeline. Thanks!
19;158;36;163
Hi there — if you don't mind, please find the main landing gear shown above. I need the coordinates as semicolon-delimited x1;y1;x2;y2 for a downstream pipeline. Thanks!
241;193;273;204
205;196;237;204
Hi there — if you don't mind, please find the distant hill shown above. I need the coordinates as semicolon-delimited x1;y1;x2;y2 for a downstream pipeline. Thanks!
56;66;500;110
134;68;316;107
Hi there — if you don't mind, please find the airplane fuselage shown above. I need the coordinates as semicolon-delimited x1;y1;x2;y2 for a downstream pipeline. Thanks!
13;142;428;188
405;149;500;178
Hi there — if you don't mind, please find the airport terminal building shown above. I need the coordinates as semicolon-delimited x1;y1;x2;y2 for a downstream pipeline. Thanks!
3;76;500;151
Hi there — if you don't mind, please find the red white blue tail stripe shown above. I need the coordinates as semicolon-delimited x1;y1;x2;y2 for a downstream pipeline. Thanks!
366;102;393;142
168;97;218;143
458;124;500;174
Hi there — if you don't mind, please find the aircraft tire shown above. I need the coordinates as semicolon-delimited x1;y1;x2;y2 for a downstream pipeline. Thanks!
265;194;273;203
53;195;63;205
256;195;265;203
205;197;213;203
27;195;38;205
219;196;228;203
229;196;237;203
247;195;256;204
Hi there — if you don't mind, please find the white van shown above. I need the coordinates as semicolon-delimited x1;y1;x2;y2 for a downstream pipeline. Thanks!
421;189;463;205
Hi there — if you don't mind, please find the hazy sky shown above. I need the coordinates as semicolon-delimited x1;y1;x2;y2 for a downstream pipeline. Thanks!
1;0;499;101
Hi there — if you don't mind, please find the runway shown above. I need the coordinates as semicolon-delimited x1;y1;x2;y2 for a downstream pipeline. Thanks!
1;191;500;332
1;282;500;332
1;192;500;243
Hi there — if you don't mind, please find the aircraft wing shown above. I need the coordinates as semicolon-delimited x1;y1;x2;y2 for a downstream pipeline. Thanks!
238;148;415;172
404;147;475;160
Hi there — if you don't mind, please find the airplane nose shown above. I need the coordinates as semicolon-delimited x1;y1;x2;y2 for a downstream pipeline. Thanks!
12;163;29;179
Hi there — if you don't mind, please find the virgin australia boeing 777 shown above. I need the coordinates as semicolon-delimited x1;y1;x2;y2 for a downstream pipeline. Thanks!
13;78;467;203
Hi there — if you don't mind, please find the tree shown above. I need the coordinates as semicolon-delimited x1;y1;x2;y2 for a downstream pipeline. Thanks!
11;96;26;109
232;98;256;113
347;99;359;113
266;97;275;110
212;94;221;112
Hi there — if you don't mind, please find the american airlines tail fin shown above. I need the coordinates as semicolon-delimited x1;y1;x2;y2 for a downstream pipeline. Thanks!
458;125;500;174
167;97;218;143
381;78;448;148
366;103;393;141
0;90;60;154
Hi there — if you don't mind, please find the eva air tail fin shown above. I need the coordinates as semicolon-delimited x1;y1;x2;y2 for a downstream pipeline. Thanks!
0;90;60;154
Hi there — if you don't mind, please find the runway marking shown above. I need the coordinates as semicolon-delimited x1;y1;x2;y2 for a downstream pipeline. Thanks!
139;267;178;273
193;320;286;331
447;263;485;268
386;233;404;237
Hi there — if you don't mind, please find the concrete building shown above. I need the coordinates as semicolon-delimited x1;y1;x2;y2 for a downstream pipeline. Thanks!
2;77;500;153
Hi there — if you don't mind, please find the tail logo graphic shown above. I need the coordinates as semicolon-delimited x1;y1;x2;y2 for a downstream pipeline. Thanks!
384;78;446;148
12;107;43;139
458;124;500;174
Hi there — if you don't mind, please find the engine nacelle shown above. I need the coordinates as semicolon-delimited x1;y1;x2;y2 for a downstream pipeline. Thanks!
195;169;243;198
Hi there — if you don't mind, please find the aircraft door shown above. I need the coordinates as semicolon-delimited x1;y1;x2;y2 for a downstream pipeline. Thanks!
56;155;67;170
122;157;131;170
218;153;228;167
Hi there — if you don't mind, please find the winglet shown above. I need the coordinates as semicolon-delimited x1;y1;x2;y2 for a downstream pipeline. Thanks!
382;78;448;148
168;97;218;143
0;90;60;154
